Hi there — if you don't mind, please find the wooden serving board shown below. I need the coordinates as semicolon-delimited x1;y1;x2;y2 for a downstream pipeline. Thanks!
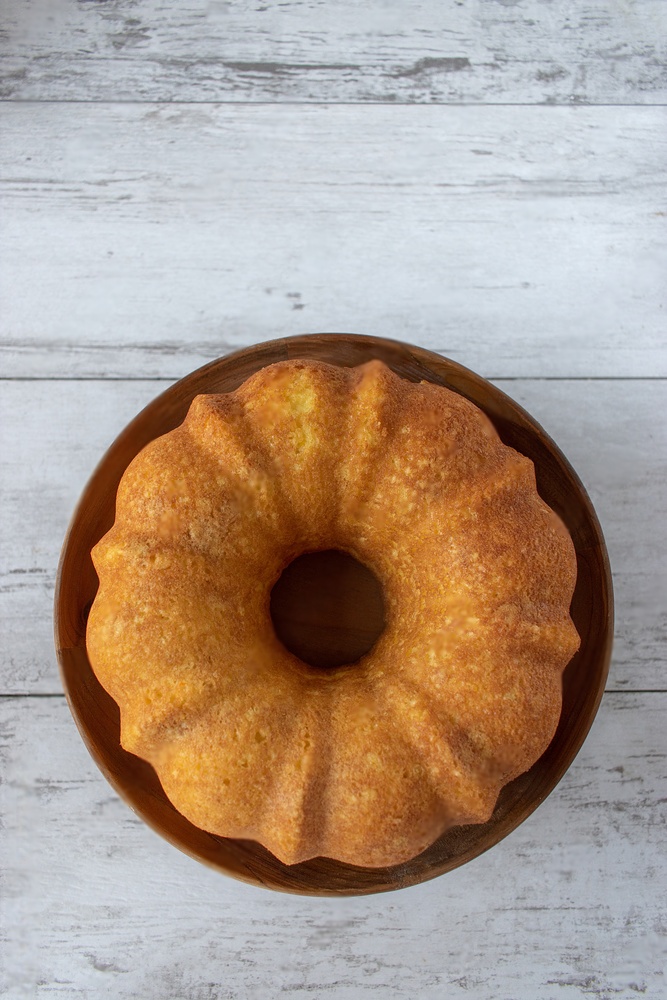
55;334;612;895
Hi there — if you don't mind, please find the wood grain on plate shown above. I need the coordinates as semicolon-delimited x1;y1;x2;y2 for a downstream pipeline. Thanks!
2;104;666;379
2;0;666;104
54;335;612;895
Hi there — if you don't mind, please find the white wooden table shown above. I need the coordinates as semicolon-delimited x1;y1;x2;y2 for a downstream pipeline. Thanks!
1;3;666;998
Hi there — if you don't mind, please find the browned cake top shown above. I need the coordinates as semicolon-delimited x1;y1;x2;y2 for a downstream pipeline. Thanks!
87;359;579;867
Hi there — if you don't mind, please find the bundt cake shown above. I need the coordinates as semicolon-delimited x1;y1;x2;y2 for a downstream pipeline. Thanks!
87;358;580;867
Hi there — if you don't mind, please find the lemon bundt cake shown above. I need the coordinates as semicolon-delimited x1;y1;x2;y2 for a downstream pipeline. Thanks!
87;359;580;867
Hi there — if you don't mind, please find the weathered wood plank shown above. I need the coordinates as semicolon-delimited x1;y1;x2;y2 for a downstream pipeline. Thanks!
1;692;665;998
1;0;666;104
1;377;665;694
1;103;666;379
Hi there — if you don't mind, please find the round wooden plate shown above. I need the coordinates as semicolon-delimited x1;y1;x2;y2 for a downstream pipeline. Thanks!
55;334;613;896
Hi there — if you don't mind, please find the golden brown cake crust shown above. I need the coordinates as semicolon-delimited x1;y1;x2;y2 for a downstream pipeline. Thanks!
87;359;580;867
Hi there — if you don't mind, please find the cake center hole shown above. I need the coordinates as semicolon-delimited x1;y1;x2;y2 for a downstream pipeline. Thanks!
270;550;386;670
